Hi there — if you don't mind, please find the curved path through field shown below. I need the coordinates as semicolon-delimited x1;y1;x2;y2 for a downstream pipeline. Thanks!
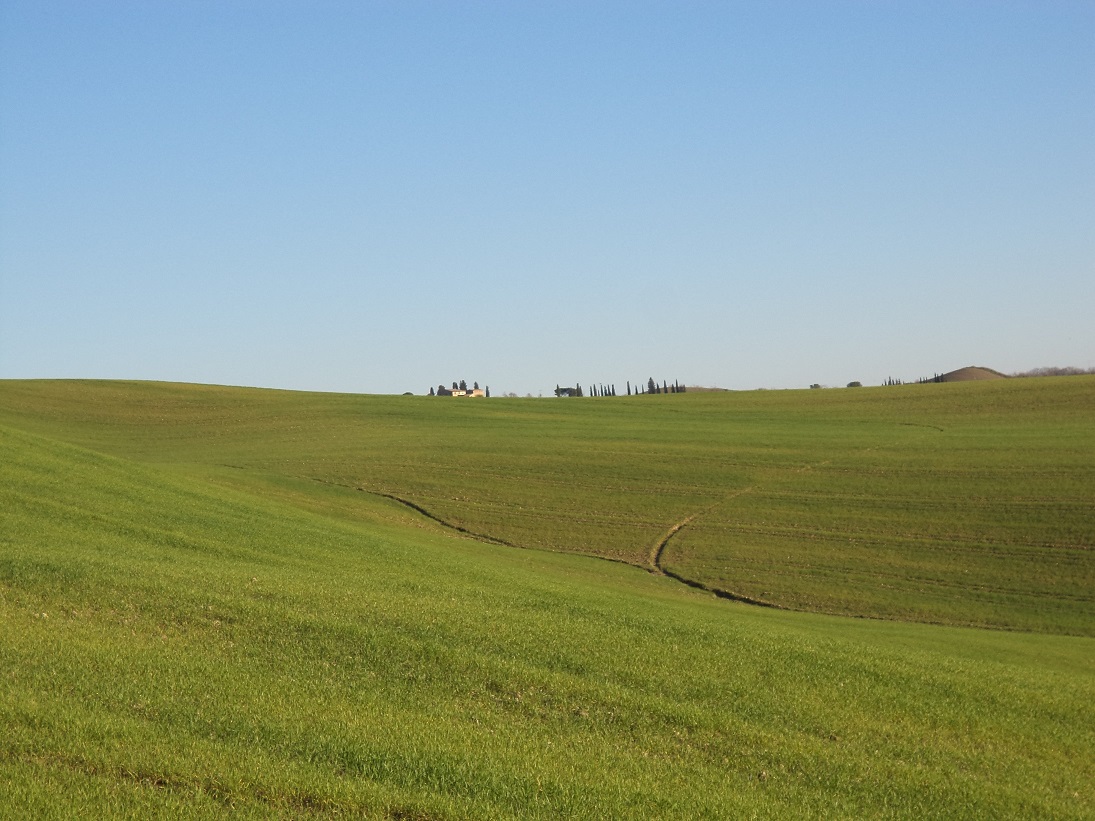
647;492;787;610
366;477;790;611
302;466;838;612
647;458;837;609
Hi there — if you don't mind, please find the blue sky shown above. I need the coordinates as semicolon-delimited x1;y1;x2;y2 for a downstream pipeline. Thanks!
2;1;1092;395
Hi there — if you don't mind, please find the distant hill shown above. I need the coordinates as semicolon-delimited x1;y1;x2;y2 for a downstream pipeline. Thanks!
939;366;1008;382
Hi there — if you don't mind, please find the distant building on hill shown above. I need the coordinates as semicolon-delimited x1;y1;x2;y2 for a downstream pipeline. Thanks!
435;385;485;397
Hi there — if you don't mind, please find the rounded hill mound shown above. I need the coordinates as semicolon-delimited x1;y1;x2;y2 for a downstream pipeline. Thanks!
940;366;1008;382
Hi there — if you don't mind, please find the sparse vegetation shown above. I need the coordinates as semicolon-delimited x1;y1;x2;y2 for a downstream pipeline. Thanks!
1013;366;1095;378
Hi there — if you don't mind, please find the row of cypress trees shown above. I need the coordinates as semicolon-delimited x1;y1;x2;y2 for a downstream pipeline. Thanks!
555;379;686;397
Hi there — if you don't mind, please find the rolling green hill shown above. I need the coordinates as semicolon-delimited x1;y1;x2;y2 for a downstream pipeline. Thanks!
2;379;1094;817
2;377;1092;634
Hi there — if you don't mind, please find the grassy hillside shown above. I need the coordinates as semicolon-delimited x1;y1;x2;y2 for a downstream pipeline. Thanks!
1;377;1092;634
3;422;1094;818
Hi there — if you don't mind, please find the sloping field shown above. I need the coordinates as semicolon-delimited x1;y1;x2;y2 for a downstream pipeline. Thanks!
1;377;1092;634
2;421;1094;817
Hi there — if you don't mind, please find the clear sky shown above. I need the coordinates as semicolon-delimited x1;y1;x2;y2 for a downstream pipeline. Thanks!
2;1;1092;396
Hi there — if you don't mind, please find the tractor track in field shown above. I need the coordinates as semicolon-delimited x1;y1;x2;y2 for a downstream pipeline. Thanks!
284;474;665;573
647;490;788;610
294;474;522;548
291;472;813;611
646;459;837;608
370;491;519;548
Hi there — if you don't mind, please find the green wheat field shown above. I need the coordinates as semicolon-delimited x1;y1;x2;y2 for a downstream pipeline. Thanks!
2;377;1093;818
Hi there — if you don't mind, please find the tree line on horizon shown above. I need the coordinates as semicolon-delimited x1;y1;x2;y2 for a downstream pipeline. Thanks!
888;366;1095;386
1012;366;1095;378
555;378;686;398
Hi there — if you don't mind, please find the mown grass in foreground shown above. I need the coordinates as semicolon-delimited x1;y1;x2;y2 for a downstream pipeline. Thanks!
3;425;1094;818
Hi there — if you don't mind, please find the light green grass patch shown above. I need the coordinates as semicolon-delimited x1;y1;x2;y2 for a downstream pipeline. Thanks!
2;422;1094;817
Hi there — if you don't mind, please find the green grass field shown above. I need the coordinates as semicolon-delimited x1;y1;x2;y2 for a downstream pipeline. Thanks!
2;379;1094;817
2;377;1091;633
